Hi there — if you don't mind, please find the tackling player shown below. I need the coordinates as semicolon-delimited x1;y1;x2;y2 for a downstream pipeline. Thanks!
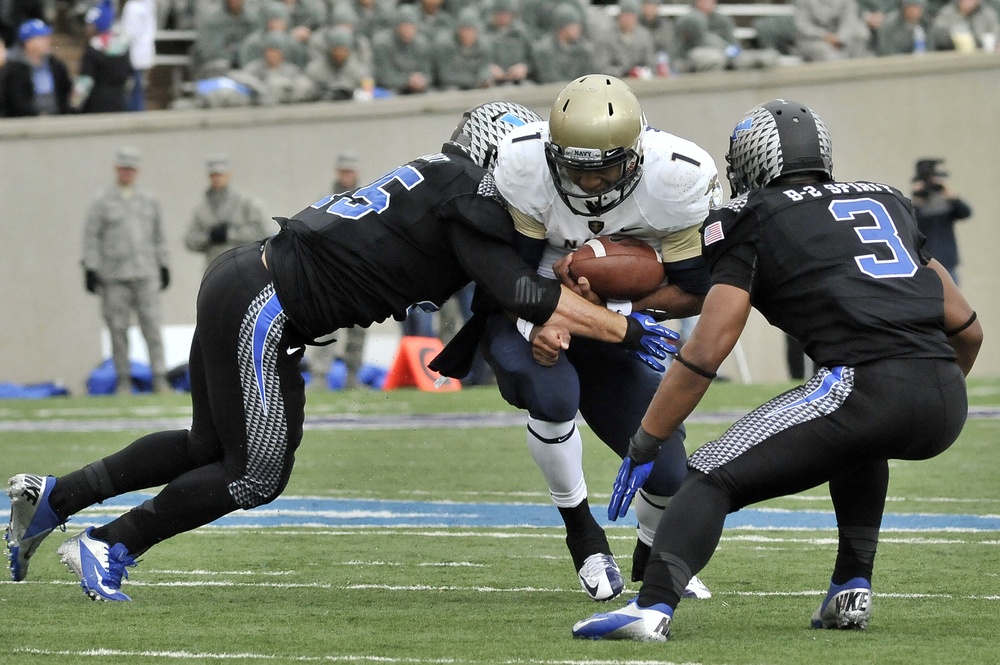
573;99;982;641
486;75;722;601
4;102;678;601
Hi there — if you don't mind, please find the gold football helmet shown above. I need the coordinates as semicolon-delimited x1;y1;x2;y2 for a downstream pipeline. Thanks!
545;75;646;217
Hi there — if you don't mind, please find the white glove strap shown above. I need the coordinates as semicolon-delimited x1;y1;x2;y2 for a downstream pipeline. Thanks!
516;318;535;342
606;300;633;316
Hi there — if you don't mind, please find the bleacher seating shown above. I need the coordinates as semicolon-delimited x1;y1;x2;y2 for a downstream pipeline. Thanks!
149;1;796;108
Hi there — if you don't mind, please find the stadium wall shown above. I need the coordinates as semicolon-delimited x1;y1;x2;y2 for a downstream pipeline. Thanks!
1;52;997;392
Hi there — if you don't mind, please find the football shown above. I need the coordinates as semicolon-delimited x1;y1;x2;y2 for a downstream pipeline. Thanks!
567;236;664;301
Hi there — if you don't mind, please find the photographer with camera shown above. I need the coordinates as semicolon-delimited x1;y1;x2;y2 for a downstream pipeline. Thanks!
912;158;972;283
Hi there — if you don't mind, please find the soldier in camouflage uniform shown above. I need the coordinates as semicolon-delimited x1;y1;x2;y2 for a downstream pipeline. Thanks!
484;0;534;85
593;0;656;78
82;147;170;394
191;0;261;77
372;4;434;93
432;7;493;90
184;154;272;269
529;2;594;84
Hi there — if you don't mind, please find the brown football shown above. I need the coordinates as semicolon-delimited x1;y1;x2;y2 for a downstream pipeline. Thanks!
567;236;664;301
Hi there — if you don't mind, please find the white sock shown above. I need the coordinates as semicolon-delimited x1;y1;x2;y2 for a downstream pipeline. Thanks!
526;418;587;508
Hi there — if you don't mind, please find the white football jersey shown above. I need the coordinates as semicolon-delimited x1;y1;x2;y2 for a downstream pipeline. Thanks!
494;121;722;278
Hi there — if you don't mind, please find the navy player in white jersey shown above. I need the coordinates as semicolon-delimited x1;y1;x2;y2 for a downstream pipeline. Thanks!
573;99;982;641
5;102;678;602
486;75;722;601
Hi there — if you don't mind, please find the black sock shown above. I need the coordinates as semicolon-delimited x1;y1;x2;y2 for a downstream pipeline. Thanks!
559;500;610;570
94;462;240;556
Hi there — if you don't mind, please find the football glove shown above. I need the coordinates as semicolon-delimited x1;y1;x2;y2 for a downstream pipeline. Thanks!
84;269;101;294
209;223;229;244
608;456;653;521
608;428;664;521
160;266;171;290
620;312;679;372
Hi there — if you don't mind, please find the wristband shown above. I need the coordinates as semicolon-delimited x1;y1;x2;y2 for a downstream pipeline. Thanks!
627;427;664;464
605;299;633;316
516;318;535;342
673;351;717;379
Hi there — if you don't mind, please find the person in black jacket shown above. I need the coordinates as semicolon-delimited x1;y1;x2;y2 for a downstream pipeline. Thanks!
0;0;45;50
75;0;133;113
911;158;973;284
0;19;71;117
5;102;678;604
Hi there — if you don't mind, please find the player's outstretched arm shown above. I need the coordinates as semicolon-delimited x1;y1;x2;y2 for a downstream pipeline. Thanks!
607;284;751;519
928;259;983;376
640;284;751;440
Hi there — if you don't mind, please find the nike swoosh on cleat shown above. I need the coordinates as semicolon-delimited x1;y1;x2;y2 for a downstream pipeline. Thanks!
573;616;606;630
82;557;119;598
582;579;601;597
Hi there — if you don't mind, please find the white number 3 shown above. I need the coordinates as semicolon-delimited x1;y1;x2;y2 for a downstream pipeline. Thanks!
829;198;918;278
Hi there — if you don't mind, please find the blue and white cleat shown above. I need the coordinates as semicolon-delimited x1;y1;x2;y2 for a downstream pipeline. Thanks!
573;597;673;641
811;577;872;629
57;527;137;602
6;473;64;581
577;553;625;601
683;574;712;599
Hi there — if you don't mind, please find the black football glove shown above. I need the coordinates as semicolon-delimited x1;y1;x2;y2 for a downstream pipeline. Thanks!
209;223;229;244
84;269;101;293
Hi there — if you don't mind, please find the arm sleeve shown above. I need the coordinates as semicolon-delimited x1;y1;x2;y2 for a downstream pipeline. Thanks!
514;232;547;270
81;199;102;271
950;198;972;220
663;256;711;295
184;205;212;252
448;222;561;324
508;205;547;240
703;209;758;292
660;224;705;263
152;198;170;267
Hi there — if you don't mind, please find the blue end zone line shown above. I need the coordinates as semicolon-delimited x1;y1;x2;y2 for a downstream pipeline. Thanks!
3;494;998;531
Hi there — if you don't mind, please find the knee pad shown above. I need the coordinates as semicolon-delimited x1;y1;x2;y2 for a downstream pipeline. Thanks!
634;490;669;546
526;418;587;508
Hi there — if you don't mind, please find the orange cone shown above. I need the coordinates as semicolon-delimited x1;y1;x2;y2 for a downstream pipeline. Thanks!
382;336;461;392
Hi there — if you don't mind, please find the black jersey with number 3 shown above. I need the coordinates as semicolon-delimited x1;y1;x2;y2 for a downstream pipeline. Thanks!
264;151;559;341
702;181;955;367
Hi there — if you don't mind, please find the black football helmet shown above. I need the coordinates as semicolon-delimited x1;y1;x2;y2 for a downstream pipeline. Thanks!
447;101;543;172
726;99;833;197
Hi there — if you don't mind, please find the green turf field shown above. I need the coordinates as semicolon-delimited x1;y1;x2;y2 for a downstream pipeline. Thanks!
2;379;998;664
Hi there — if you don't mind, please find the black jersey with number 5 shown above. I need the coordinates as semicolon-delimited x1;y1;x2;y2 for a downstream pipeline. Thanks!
701;181;955;368
264;151;560;341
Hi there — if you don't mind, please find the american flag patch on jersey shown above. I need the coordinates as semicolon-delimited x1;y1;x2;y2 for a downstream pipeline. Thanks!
703;221;725;245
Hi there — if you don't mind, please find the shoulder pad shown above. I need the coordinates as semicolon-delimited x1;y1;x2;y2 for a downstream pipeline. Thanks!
494;121;552;216
641;130;722;231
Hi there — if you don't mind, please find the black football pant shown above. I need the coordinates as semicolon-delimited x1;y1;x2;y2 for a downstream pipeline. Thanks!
53;243;307;555
638;358;967;609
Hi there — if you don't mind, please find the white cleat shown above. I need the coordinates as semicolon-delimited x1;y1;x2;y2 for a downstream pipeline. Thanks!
577;553;625;601
57;527;137;602
572;598;673;641
682;574;712;599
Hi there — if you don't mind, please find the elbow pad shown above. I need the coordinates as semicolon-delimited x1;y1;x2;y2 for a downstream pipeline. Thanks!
510;273;561;324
